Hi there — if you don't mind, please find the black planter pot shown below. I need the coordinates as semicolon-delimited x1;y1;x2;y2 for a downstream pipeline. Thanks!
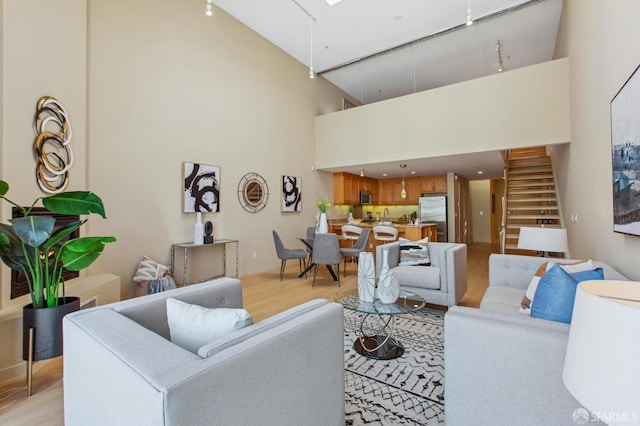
22;297;81;361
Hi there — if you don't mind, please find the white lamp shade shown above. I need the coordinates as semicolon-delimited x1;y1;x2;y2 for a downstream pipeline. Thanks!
517;226;568;253
562;280;640;425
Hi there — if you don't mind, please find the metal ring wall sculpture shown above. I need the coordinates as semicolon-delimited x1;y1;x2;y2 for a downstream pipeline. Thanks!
237;172;269;213
33;96;74;194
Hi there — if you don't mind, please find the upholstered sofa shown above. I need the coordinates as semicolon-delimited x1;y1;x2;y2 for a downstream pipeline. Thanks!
444;254;628;426
63;277;345;426
375;241;467;307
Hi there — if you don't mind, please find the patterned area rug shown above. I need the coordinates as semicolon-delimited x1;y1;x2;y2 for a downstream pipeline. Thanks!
344;306;445;425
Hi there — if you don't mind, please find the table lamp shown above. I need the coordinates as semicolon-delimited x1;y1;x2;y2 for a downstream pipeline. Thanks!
562;280;640;425
517;226;568;256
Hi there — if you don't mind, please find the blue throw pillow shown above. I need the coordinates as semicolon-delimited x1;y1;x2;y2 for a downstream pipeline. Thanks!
531;265;604;324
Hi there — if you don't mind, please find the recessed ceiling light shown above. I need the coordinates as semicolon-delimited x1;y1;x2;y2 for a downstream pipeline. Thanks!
478;171;484;174
325;0;343;5
383;173;388;177
411;171;416;174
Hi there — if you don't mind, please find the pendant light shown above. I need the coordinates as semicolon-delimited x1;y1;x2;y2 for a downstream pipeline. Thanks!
309;16;315;79
466;0;473;25
400;164;407;199
205;0;213;16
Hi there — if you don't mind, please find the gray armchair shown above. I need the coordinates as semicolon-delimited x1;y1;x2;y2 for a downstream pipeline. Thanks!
376;241;467;307
272;230;307;280
339;228;371;277
312;233;341;286
63;278;345;425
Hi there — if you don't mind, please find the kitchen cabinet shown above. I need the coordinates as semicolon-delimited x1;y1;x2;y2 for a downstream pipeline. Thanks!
378;179;395;204
378;177;420;205
367;178;378;204
433;175;448;193
397;224;437;242
421;175;447;194
333;172;357;205
335;172;446;205
405;177;421;204
358;177;377;204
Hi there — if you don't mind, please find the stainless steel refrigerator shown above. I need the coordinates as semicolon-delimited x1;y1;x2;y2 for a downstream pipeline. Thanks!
419;195;447;242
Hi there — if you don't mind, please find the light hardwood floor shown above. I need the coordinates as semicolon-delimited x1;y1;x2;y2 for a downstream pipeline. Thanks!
0;242;497;425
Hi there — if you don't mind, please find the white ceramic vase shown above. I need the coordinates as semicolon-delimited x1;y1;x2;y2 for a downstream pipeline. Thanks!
193;212;204;245
357;252;375;303
317;212;328;233
377;249;400;304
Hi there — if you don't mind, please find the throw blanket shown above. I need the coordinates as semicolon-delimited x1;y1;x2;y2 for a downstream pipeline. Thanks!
147;276;177;294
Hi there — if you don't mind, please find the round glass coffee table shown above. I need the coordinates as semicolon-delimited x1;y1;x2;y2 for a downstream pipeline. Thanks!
335;288;425;360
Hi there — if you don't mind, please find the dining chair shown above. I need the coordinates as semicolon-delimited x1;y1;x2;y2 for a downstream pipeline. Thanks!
339;228;371;277
312;233;341;287
305;226;316;266
272;230;308;280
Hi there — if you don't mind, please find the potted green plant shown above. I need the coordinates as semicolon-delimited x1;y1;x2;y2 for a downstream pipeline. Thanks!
0;180;116;367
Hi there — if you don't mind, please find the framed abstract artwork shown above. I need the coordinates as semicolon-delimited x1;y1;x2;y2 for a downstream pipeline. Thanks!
184;162;220;213
611;64;640;236
282;175;302;212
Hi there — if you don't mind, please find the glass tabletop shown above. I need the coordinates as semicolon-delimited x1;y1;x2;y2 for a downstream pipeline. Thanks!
334;288;426;315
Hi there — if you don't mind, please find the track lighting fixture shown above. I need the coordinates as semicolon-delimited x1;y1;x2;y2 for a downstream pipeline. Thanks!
496;40;504;73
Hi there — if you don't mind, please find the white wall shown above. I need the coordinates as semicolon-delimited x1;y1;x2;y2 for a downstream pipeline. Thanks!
85;0;349;298
1;0;87;309
553;0;640;280
0;0;351;303
470;180;491;243
315;59;570;170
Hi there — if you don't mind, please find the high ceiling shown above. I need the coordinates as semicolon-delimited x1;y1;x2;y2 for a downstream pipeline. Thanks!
212;0;564;179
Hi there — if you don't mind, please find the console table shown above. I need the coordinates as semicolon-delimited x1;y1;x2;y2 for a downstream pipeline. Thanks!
171;239;239;286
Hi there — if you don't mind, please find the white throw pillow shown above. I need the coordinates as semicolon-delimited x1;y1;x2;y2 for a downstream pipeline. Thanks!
166;298;253;353
133;255;169;282
519;259;594;315
398;237;430;266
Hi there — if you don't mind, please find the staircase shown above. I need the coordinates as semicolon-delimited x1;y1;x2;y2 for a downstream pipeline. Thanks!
502;147;564;255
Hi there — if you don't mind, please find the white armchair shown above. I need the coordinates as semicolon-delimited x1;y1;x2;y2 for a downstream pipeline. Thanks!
375;241;467;307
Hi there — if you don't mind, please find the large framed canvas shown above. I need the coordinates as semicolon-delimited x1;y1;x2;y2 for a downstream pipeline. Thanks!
282;175;302;212
611;64;640;236
184;162;220;213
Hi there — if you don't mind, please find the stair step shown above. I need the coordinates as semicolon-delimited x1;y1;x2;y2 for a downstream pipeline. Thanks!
508;197;557;203
509;181;555;189
509;147;547;160
509;189;556;195
509;166;552;174
507;207;559;212
509;160;552;169
506;224;561;229
508;174;554;181
507;214;560;220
